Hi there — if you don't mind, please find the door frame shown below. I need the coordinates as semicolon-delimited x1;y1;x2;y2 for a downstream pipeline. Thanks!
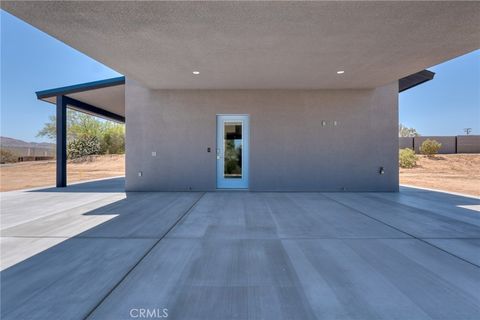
216;114;250;189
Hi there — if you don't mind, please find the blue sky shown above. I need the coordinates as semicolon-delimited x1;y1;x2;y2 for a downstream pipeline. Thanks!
400;49;479;136
1;9;479;142
1;10;120;142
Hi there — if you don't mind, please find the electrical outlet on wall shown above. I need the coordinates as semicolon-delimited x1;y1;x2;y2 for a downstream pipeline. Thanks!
151;151;157;157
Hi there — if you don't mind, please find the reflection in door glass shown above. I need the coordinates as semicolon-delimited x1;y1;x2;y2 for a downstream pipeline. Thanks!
224;122;242;179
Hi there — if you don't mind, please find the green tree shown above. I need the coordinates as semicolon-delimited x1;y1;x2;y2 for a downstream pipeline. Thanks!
37;110;103;141
101;122;125;154
68;111;105;140
399;124;420;137
36;114;57;141
37;110;125;155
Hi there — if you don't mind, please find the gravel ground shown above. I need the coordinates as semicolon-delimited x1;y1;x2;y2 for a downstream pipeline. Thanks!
0;154;125;192
400;154;480;197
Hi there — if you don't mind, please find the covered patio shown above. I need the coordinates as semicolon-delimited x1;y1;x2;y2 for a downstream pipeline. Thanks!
1;179;479;319
34;71;433;190
35;77;126;187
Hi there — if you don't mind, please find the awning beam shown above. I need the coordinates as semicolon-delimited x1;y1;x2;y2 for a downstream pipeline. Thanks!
63;96;125;123
56;95;67;187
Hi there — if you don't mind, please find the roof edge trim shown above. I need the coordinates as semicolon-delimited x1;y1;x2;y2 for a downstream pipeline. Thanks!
36;76;125;99
399;70;435;93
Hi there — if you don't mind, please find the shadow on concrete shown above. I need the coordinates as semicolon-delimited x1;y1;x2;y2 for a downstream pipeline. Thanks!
0;191;202;320
28;177;125;193
1;186;479;319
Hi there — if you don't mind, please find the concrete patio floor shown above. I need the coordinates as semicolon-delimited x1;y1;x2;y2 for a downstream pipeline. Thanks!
1;178;479;320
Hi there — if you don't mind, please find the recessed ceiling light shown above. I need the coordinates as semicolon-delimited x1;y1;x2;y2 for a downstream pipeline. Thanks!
337;70;345;74
192;71;200;75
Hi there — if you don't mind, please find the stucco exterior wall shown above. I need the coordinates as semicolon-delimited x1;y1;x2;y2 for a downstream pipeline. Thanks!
125;79;399;191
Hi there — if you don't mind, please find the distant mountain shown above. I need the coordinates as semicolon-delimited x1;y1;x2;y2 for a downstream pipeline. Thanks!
0;136;55;149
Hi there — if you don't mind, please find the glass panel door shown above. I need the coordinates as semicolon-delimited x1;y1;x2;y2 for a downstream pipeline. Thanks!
216;115;249;189
224;121;243;179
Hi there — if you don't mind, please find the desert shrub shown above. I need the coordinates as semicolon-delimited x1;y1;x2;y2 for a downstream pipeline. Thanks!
67;135;101;160
399;148;417;168
0;149;18;164
419;139;442;156
100;125;125;154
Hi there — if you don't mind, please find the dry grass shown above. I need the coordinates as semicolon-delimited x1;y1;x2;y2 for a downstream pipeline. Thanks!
400;154;480;197
0;154;124;192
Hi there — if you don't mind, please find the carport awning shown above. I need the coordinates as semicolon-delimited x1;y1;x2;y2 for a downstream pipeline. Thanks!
36;76;125;188
36;76;125;123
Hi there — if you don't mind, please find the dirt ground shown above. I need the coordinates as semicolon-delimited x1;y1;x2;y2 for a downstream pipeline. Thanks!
400;154;480;197
0;154;125;192
1;153;479;196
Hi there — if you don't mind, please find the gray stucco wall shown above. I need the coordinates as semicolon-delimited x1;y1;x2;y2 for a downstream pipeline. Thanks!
125;79;398;192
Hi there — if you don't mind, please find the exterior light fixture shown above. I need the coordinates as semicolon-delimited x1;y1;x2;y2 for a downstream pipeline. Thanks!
337;70;345;74
379;167;385;175
192;71;200;75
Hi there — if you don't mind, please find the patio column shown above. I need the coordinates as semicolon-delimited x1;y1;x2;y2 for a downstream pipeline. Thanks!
56;95;67;187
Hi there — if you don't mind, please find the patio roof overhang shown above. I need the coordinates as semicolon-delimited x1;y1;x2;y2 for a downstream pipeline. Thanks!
36;76;125;123
399;70;435;93
2;1;478;90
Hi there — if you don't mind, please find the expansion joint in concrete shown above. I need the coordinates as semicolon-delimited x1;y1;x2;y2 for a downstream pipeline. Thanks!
82;192;206;320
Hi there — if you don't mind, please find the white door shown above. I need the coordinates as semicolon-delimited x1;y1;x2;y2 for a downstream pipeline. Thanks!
216;115;249;189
